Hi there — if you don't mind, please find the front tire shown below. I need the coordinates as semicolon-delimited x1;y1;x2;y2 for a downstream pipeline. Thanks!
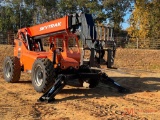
31;58;55;92
3;56;21;83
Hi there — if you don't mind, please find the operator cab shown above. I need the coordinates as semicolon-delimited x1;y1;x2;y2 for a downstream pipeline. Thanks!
20;31;44;52
49;35;80;70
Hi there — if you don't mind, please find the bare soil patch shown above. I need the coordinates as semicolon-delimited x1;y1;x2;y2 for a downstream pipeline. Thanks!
0;45;159;120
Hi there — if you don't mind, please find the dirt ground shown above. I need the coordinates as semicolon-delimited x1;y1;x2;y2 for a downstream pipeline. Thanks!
0;45;160;120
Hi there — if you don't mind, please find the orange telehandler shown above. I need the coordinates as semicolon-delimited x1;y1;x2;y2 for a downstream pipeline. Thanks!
3;13;128;102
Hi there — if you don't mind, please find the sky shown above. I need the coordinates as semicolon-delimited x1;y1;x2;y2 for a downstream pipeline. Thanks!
122;2;135;30
122;13;131;30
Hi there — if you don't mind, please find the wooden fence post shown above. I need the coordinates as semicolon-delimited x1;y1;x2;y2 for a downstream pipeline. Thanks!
136;37;139;49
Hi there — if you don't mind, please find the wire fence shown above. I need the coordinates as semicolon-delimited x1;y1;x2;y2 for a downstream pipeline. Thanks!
0;32;160;50
115;37;160;49
0;32;15;45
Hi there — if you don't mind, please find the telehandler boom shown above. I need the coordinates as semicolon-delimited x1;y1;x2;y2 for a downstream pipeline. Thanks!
3;13;128;102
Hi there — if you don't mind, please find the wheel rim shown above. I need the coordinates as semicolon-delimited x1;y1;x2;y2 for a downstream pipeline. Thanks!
34;65;44;86
5;61;12;78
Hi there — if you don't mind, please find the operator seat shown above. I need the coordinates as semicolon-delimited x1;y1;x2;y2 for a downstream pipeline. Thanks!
34;39;43;51
23;32;43;51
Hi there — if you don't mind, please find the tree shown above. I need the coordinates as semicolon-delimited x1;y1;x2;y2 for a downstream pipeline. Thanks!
127;0;160;38
102;0;133;35
0;0;133;35
0;0;34;32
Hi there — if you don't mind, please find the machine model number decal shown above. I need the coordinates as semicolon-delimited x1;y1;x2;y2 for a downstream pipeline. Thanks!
39;22;62;31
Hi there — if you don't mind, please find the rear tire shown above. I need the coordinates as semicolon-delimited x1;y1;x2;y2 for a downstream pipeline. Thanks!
3;56;21;83
31;58;55;92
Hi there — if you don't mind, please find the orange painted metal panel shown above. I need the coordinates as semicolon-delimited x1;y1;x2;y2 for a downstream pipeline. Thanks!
14;39;53;71
21;51;53;71
27;16;68;37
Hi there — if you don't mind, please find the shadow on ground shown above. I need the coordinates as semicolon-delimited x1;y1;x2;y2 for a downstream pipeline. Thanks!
44;76;160;102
